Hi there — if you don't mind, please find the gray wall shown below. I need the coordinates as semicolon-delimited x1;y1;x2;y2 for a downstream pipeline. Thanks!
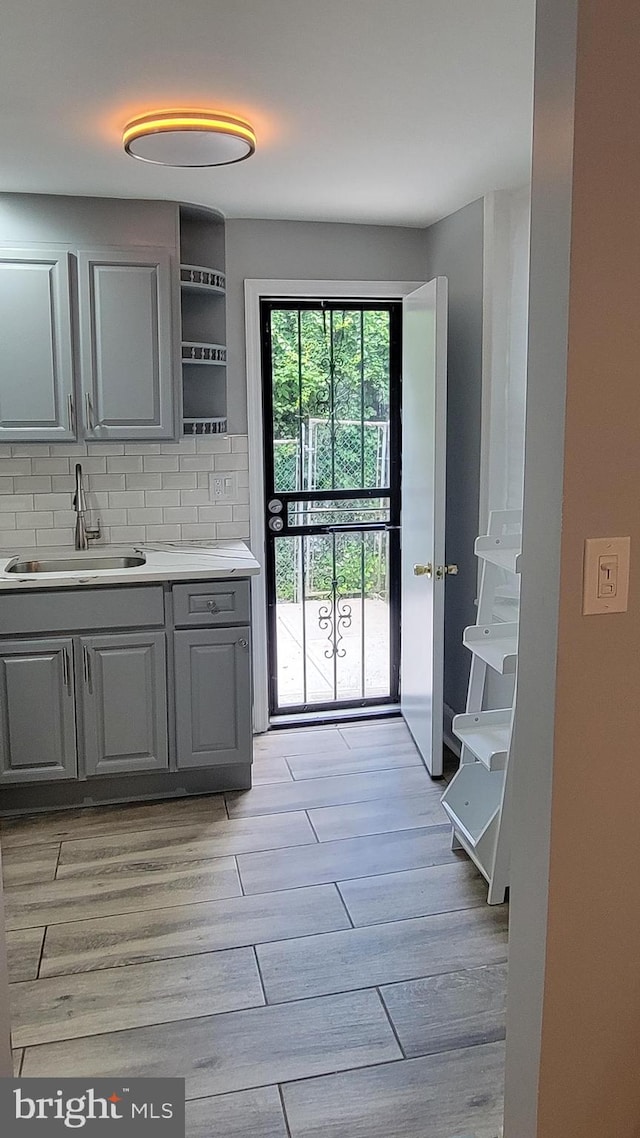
0;193;179;249
224;218;427;431
423;199;484;718
227;210;483;716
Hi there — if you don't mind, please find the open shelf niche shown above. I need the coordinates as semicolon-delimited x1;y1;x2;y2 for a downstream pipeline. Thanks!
179;205;228;436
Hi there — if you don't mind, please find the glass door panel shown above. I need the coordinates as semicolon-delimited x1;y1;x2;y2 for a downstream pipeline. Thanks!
262;300;401;716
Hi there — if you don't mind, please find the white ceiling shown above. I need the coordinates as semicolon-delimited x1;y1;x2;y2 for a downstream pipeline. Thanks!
0;0;535;227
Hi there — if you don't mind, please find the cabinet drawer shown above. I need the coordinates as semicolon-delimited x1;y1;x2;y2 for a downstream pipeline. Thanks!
0;586;165;637
173;580;250;627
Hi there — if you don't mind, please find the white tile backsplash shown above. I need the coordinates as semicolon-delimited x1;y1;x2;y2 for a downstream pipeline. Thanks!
90;474;127;491
0;437;250;550
87;443;124;456
19;512;53;529
178;455;215;471
143;455;179;472
108;490;145;510
162;472;197;490
125;473;163;490
144;490;181;508
106;456;143;474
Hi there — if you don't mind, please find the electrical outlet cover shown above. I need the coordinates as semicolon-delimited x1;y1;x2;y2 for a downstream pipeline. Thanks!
210;472;238;501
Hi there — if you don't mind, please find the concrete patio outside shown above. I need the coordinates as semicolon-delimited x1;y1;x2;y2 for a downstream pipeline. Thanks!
275;597;391;707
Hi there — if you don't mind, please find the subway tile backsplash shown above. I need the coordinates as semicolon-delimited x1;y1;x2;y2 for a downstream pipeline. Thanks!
0;436;250;549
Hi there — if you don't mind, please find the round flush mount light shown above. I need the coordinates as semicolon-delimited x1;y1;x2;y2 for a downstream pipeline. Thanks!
123;110;256;167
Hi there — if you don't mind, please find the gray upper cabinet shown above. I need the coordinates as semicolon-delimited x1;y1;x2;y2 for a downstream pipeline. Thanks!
174;627;252;770
77;247;176;440
0;248;75;442
79;632;169;777
0;638;77;783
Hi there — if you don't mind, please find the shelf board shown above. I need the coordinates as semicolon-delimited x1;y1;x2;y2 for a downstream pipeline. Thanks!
475;534;521;573
452;709;512;770
441;762;505;848
182;341;227;367
183;417;227;437
180;264;225;295
463;623;518;674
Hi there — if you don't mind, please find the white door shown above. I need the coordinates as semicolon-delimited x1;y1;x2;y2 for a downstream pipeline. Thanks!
401;278;448;776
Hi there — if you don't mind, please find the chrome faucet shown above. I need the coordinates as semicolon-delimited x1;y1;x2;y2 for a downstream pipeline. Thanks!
73;463;101;550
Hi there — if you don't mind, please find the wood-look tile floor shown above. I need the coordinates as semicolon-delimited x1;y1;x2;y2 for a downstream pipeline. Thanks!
1;719;507;1138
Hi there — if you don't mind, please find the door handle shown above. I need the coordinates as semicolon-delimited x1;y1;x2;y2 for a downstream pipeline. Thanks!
85;392;94;431
436;564;459;580
414;563;432;577
67;394;76;434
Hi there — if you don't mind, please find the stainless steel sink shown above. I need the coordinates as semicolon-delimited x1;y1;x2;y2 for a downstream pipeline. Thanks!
7;554;146;574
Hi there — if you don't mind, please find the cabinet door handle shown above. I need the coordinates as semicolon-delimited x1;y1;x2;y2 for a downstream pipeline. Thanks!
62;647;72;693
83;645;93;692
67;394;76;434
85;392;94;431
238;638;249;649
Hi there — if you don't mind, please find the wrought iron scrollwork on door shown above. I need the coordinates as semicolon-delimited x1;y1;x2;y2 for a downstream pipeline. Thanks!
318;575;353;659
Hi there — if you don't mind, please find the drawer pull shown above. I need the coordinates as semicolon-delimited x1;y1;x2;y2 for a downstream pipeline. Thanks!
206;600;220;613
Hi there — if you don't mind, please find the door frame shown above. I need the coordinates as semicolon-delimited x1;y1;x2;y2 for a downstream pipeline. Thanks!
245;279;423;733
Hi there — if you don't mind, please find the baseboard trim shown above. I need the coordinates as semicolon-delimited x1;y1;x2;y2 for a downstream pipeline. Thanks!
0;764;253;816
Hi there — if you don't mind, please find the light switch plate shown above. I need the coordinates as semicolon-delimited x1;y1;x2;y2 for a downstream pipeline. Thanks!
583;536;630;614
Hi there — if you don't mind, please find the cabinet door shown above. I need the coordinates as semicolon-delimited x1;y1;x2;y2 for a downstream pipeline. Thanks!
0;638;77;783
174;627;252;769
80;633;168;777
77;247;176;440
0;248;75;441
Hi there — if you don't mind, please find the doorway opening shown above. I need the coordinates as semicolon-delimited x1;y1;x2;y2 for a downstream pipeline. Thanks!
261;299;402;719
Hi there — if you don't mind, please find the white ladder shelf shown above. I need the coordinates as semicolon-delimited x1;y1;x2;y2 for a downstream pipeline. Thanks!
441;508;522;904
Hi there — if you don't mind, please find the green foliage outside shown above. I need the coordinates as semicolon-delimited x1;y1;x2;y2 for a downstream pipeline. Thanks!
275;532;388;604
270;307;392;602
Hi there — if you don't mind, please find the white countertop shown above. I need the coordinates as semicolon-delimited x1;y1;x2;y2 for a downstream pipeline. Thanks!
0;540;261;590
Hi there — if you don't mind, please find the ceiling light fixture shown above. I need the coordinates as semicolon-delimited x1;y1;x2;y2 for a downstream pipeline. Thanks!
123;110;256;167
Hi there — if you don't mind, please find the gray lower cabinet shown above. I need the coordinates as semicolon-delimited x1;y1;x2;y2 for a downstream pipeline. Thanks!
0;638;77;783
174;627;251;769
0;248;75;442
0;580;253;795
77;247;176;440
79;633;169;777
